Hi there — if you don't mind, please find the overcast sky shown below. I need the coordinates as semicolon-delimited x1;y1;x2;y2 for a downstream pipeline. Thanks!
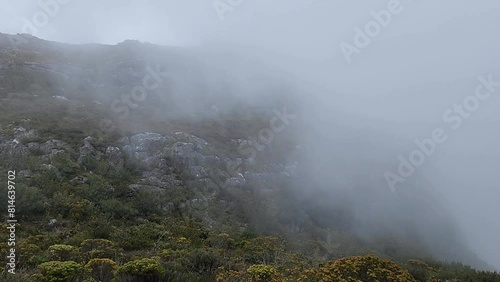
1;0;499;48
2;0;499;93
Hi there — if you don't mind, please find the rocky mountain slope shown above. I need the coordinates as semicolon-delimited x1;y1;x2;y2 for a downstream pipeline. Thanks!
0;33;499;281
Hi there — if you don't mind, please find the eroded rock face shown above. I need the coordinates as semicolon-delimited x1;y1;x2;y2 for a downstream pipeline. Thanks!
121;133;170;169
78;136;102;165
0;127;33;159
120;131;294;191
123;132;169;155
0;127;70;165
40;139;68;160
0;127;296;237
119;132;224;191
141;169;181;188
0;127;294;194
13;127;37;140
120;132;214;190
167;142;209;169
105;146;124;169
0;137;29;159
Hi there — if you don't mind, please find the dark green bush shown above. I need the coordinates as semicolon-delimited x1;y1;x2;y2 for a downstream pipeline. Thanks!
187;248;220;274
85;258;118;282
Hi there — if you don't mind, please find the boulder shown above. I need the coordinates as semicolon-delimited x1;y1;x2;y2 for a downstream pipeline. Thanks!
105;146;124;169
77;136;102;164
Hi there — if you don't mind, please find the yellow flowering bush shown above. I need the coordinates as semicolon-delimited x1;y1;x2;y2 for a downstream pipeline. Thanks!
35;261;85;282
299;255;417;282
117;258;165;282
247;264;281;282
216;264;283;282
48;244;78;261
216;266;246;282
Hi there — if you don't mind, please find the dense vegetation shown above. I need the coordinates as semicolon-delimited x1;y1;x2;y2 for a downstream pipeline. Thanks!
1;100;498;282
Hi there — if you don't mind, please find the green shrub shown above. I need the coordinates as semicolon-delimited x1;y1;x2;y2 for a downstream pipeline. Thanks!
111;224;163;251
48;244;79;261
18;242;43;267
85;258;117;282
98;198;138;219
187;248;220;274
36;261;84;282
159;249;189;262
51;154;80;178
298;255;417;282
247;264;279;282
80;239;119;261
206;232;235;249
15;185;47;220
240;236;285;264
79;175;114;202
68;199;93;220
117;258;165;282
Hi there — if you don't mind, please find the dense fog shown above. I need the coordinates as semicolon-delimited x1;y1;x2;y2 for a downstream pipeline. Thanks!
1;0;499;269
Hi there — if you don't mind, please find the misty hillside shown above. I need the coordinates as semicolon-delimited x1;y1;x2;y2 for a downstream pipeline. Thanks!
0;31;499;282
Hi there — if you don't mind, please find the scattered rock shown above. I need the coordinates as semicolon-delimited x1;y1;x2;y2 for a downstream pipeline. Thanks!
228;173;246;187
70;176;89;185
41;164;56;170
190;166;209;179
13;127;37;140
52;95;69;101
105;146;124;169
129;184;164;193
126;132;168;154
78;136;102;165
40;139;67;159
27;142;40;151
0;136;29;158
18;170;33;178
